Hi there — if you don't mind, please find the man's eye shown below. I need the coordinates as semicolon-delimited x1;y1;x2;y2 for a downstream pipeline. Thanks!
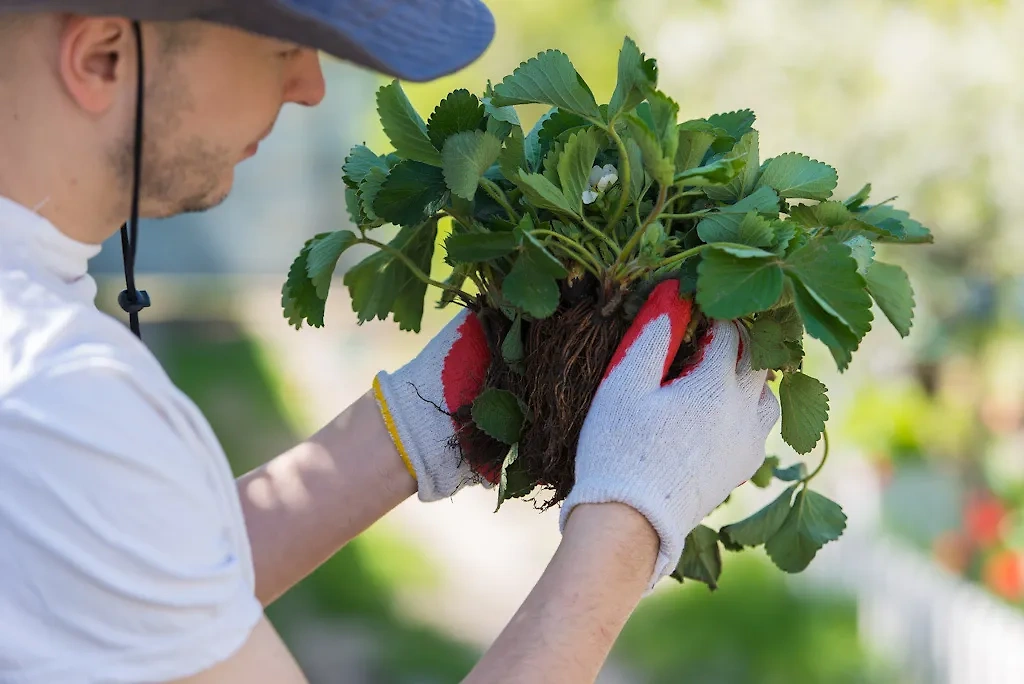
279;48;302;59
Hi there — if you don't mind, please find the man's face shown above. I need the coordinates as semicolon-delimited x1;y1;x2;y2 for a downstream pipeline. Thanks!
131;23;327;218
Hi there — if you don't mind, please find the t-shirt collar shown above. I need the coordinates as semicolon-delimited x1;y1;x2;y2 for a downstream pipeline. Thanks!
0;195;102;299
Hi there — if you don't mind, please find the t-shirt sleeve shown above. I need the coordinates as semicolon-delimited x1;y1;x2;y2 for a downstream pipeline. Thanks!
0;363;264;683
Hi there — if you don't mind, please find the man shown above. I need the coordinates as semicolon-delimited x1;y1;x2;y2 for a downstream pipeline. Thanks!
0;2;780;682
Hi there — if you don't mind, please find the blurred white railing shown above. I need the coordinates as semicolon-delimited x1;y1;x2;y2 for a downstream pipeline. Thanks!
806;529;1024;684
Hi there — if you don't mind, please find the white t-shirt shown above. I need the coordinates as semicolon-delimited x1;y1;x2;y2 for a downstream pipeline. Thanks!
0;197;262;683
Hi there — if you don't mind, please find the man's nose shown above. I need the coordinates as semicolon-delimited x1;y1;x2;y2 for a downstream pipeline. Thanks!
286;51;327;107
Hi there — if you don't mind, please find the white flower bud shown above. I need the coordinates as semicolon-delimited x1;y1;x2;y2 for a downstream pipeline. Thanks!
582;189;599;205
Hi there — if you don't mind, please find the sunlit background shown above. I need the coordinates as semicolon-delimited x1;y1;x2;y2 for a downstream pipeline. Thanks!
88;0;1024;681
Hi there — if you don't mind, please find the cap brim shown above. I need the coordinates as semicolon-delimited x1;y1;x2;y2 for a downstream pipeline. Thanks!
207;0;496;82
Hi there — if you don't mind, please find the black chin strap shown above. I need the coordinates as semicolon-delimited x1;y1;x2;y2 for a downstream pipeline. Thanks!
118;20;150;339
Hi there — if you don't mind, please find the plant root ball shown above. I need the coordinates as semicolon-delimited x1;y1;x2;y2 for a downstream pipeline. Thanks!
455;277;709;508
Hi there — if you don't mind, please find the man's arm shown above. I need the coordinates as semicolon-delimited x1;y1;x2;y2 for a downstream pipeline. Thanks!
465;502;658;683
238;388;416;605
171;617;307;684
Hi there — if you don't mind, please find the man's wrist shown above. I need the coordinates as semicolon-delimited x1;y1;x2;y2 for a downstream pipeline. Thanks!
559;502;658;589
352;388;418;498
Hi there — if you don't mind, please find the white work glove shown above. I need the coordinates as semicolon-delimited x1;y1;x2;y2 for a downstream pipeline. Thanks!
373;310;497;502
559;280;781;587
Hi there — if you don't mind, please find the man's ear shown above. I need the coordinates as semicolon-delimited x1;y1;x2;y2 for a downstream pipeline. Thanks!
58;16;134;114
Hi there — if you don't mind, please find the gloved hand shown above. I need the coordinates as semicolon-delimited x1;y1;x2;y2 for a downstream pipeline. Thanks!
559;280;781;587
373;309;496;501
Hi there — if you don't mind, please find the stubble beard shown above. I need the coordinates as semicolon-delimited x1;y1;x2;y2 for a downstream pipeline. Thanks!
111;60;235;219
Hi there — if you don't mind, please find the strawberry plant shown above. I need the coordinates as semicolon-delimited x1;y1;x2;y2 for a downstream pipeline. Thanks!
282;37;931;588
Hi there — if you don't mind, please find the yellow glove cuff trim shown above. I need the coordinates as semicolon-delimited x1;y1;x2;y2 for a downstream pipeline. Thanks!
373;376;418;482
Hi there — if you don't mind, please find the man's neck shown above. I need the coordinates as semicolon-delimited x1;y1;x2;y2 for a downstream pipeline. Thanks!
0;162;124;247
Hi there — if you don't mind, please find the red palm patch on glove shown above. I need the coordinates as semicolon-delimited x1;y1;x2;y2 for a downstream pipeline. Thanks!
440;313;499;483
603;280;694;386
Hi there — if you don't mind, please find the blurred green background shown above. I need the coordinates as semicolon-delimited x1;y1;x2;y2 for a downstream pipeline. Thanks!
91;0;1024;681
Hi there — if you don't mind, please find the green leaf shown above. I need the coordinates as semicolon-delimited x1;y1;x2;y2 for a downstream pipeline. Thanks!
735;212;774;248
626;116;674;187
472;388;526;445
843;183;872;210
427;89;486;150
865;261;915;337
707;109;756;141
518;221;569;278
502;314;525;364
495;444;535;511
344;186;372;227
441;130;502;200
523;107;557;170
772;220;797;253
773;462;808;481
705;130;759;202
282;236;326;329
672;525;722;590
491;49;602;121
445;232;518;263
515;170;577;217
374;160;448;226
647;90;680;160
845;236;874;275
376;80;442;166
859;203;933;244
698;210;770;247
695;187;781;245
343;145;387;189
558;128;601;215
751;455;781;488
541;138;565;188
791;278;860;371
499;126;530;181
537;109;589;157
503;248;561;319
749;318;790;370
673;154;746;187
483;92;522;127
765;490;847;573
626;137;646;202
789;200;852;228
344;219;438;332
755;152;838;200
608;36;658;119
779;372;829;454
306;230;359;299
720;485;796;548
696;249;784;319
785;238;873;343
358;166;389;223
675;119;722;172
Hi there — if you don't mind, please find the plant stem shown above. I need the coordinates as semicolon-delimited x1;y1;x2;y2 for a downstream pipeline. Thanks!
532;229;603;275
667;190;706;202
581;216;621;255
613;183;668;273
360;236;474;303
802;429;831;485
480;178;520;223
604;125;631;231
652;243;712;270
661;211;710;220
545;243;601;278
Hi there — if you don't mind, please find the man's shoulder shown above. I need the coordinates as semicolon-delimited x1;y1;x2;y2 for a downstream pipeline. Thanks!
0;264;163;397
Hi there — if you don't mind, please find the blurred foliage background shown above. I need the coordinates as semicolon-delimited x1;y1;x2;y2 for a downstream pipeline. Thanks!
91;0;1023;681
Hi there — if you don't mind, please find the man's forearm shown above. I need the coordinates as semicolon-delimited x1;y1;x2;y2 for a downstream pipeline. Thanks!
237;389;416;605
465;502;658;684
